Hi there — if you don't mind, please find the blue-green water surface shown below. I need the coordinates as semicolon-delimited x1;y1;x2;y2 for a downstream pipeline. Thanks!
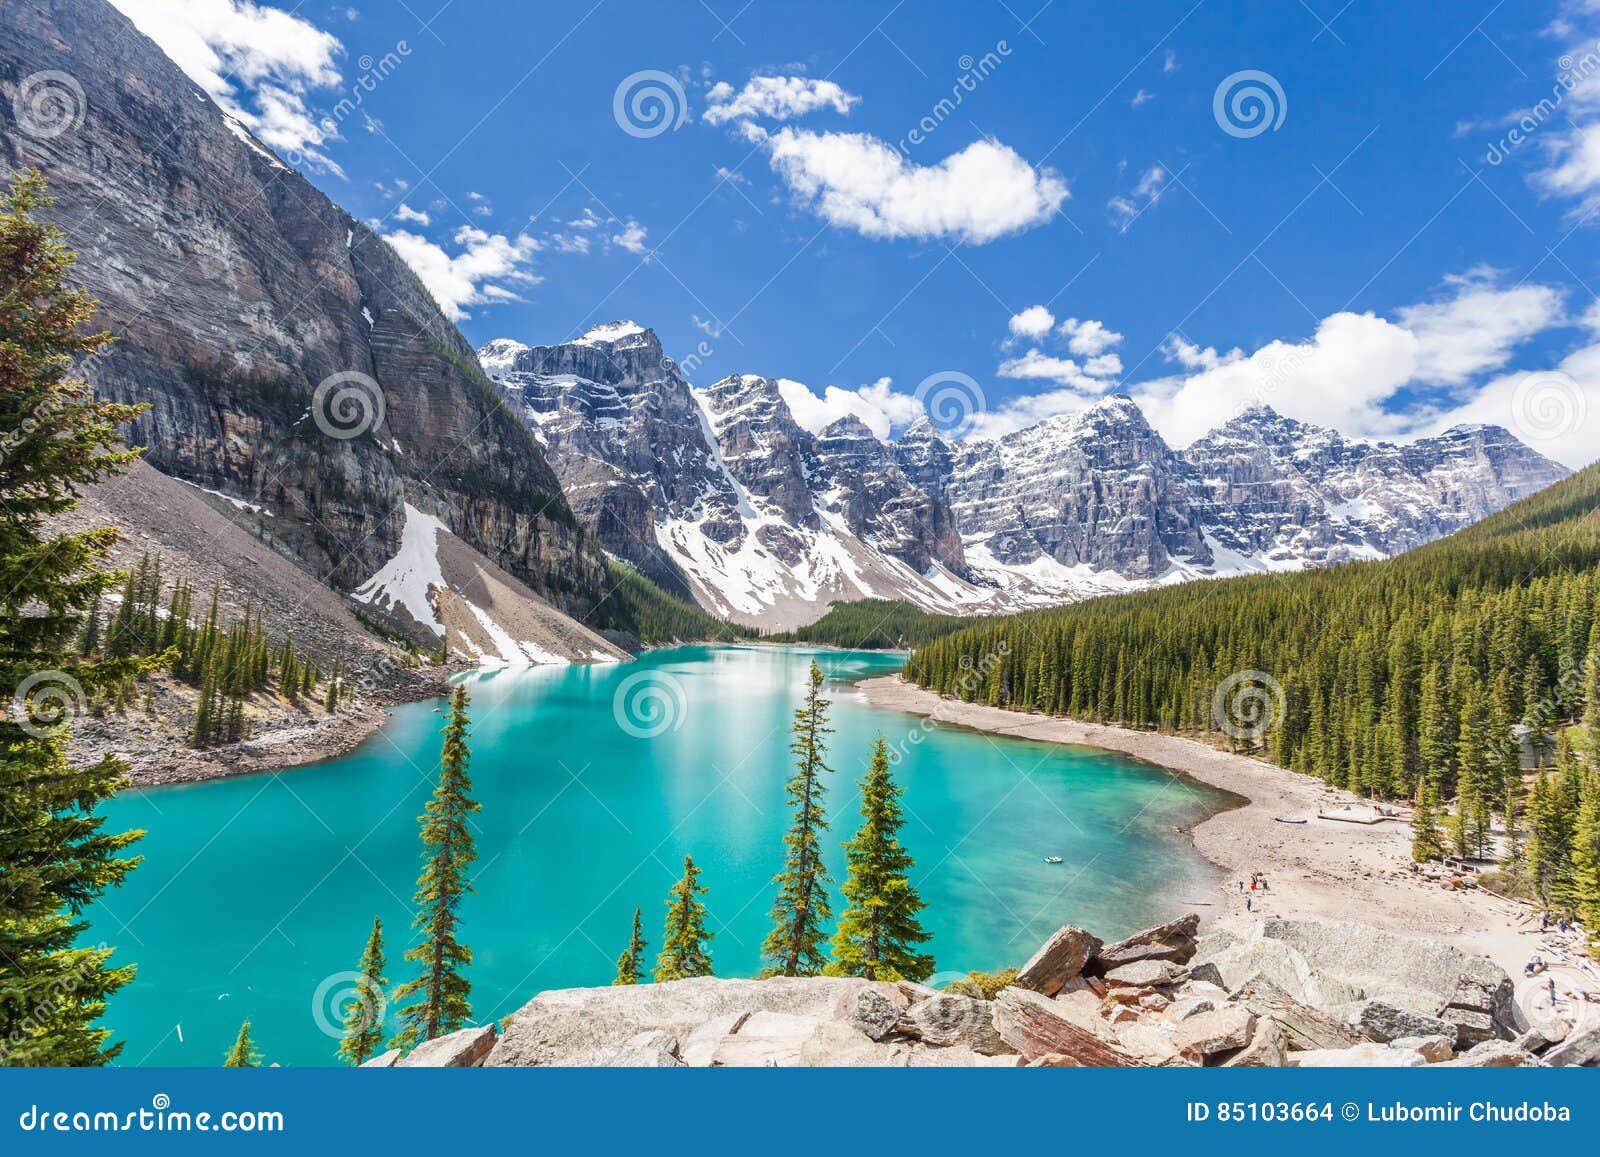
91;646;1229;1065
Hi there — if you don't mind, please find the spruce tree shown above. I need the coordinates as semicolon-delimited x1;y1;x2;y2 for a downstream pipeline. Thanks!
825;736;934;982
761;661;834;977
1570;771;1600;961
391;685;480;1052
223;1019;261;1067
1410;779;1445;863
338;917;388;1065
613;906;647;985
653;855;713;982
0;170;148;1065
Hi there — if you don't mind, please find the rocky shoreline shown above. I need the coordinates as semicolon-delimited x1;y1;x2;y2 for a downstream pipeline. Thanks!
853;675;1600;987
373;913;1599;1068
76;674;455;790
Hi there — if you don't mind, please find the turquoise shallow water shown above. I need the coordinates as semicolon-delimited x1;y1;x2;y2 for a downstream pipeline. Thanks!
90;646;1229;1066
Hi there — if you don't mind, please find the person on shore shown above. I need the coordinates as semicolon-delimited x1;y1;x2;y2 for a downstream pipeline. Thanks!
1541;913;1550;932
1245;895;1252;912
1548;976;1558;1006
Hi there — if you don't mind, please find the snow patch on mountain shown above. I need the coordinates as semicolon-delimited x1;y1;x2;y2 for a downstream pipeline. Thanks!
351;502;448;635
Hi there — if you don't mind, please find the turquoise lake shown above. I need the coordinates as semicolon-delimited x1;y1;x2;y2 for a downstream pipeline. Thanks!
91;646;1231;1066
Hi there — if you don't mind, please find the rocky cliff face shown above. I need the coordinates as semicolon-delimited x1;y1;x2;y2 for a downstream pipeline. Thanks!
1;0;608;635
481;317;1569;624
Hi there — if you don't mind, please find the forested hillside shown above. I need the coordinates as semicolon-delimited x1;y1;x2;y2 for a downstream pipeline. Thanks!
773;599;975;650
598;562;754;646
906;465;1600;805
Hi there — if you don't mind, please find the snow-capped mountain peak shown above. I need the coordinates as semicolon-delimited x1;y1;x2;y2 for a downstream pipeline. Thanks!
477;329;1569;627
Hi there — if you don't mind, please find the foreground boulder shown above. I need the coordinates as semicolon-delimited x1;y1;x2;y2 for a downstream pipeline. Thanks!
396;1026;498;1068
991;988;1142;1065
1545;1027;1600;1067
473;914;1581;1068
1088;914;1200;974
487;976;880;1066
1016;925;1102;995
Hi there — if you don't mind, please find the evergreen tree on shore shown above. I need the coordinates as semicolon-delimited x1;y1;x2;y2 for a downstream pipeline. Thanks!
0;170;148;1065
223;1020;261;1067
1410;779;1445;863
761;661;834;977
613;906;647;986
391;685;480;1051
338;917;388;1065
654;856;713;982
826;736;934;982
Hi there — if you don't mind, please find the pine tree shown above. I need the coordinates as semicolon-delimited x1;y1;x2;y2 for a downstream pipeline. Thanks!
223;1019;261;1067
825;736;934;981
653;855;713;982
0;170;148;1065
612;906;647;986
1411;779;1445;863
1570;771;1600;961
761;661;834;977
390;685;480;1052
338;917;388;1065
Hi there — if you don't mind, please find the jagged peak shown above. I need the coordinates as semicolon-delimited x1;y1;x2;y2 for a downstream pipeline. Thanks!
476;337;530;377
574;320;651;346
898;415;946;443
819;414;877;440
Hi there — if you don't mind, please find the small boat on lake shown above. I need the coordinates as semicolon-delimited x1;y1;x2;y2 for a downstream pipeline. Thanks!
1044;855;1064;864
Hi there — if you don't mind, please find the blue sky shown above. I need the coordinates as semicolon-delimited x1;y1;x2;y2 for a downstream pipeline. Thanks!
113;0;1600;466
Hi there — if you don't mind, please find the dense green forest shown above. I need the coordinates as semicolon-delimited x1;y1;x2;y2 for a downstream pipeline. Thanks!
904;466;1600;939
773;599;975;650
594;560;753;645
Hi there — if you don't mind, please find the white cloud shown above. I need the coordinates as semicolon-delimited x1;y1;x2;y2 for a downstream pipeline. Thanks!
1394;275;1564;384
703;75;860;125
1008;305;1055;339
1107;165;1167;232
765;129;1069;244
392;203;430;226
777;376;923;440
381;225;541;321
611;218;650;255
1059;316;1124;357
549;233;591;255
997;349;1106;391
1084;352;1123;378
1163;49;1179;74
1130;88;1155;108
971;275;1595;466
110;0;347;174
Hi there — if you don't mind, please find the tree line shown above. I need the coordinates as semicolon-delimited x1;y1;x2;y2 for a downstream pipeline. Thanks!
905;465;1600;957
80;551;347;748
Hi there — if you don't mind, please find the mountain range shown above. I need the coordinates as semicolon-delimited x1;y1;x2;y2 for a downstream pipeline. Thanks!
0;0;1572;647
479;323;1569;628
